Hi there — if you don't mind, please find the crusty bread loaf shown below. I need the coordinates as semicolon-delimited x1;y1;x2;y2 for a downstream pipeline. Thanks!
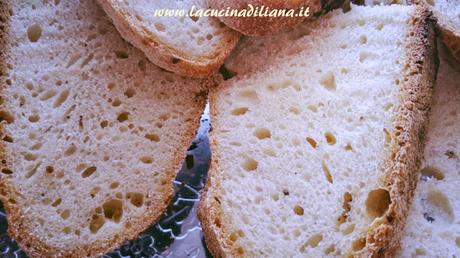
206;0;323;36
400;45;460;258
96;0;241;78
0;1;207;257
425;0;460;61
199;4;437;257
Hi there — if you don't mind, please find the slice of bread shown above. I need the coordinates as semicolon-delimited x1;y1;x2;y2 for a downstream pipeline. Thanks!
0;1;207;257
96;0;241;78
425;0;460;61
206;0;323;36
400;45;460;257
199;5;437;257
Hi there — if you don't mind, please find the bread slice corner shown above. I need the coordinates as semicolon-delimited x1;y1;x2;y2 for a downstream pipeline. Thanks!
96;0;241;78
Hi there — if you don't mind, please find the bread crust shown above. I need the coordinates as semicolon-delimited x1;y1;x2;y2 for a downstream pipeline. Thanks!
356;6;438;257
198;6;438;258
96;0;241;78
0;1;208;257
206;0;323;36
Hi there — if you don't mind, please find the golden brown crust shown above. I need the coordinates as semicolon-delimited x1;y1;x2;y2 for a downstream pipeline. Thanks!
206;0;323;36
96;0;241;78
356;6;438;258
199;6;438;258
0;1;208;257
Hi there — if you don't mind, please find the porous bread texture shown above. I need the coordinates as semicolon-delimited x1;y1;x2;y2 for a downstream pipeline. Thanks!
206;0;323;36
427;0;460;61
96;0;241;78
400;46;460;258
199;4;436;257
0;1;206;257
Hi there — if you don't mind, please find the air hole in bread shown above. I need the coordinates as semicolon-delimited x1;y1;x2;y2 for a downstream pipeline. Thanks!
242;157;258;171
254;128;271;140
109;98;121;107
40;89;57;101
305;234;323;249
423;190;454;223
357;19;366;26
236;246;244;254
322;161;333;183
115;192;123;199
319;72;336;91
28;114;40;123
0;110;14;124
307;105;318;113
64;144;77;156
375;23;384;30
60;209;70;220
117;111;129;122
145;133;160;142
342;223;355;235
324;245;336;255
27;24;42;42
110;182;119;189
263;148;276;157
352;237;366;251
325;132;336;145
337;192;353;226
420;166;444;181
62;227;71;234
89;214;105;233
45;166;54;175
53;89;69;107
89;187;101;198
99;120;108;128
271;194;279;201
81;166;96;178
365;188;391;218
51;198;62;207
114;50;129;59
24;153;37;161
140;156;154;164
1;168;12;175
126;192;144;207
154;22;166;32
237;90;259;103
359;52;369;63
359;35;367;44
293;205;304;216
103;199;123;222
2;135;13;143
189;15;199;22
231;107;248;116
124;88;135;98
456;237;460;247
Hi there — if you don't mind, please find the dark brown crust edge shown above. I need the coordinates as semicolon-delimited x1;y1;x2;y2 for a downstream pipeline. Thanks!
198;6;438;258
0;2;208;257
357;6;438;258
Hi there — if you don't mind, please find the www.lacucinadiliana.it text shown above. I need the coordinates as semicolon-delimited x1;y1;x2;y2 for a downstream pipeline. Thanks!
153;4;311;18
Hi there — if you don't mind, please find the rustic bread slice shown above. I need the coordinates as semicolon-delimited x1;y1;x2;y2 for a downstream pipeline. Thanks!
206;0;324;36
426;0;460;61
400;45;460;258
96;0;241;78
0;0;207;257
199;5;437;257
